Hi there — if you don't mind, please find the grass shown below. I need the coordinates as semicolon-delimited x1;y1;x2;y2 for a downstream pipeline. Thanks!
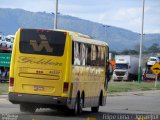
0;81;160;95
108;81;160;93
0;83;8;95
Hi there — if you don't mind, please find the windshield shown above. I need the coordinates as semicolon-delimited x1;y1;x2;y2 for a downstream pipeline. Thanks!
6;38;11;42
149;58;157;61
19;29;66;56
116;64;128;69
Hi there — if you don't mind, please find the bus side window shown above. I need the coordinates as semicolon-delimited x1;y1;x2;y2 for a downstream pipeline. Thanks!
91;45;99;66
80;43;86;66
98;46;105;66
73;42;80;65
97;46;101;66
86;44;91;66
72;41;74;65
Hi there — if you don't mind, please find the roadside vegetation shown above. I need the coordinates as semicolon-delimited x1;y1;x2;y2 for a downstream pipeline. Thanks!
108;81;160;93
0;82;160;95
0;83;8;95
111;43;160;55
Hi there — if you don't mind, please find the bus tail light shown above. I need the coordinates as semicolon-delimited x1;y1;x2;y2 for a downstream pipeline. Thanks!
63;82;69;93
9;77;14;88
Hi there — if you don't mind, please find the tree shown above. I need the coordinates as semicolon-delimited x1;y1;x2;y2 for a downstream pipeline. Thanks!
133;43;147;53
121;49;138;55
147;43;160;53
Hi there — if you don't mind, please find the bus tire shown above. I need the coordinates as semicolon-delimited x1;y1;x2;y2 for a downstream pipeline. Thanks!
91;92;101;113
74;97;79;115
73;95;82;115
91;106;99;113
20;104;36;113
79;97;83;114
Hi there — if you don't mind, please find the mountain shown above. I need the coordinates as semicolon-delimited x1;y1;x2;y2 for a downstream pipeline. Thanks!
0;8;159;51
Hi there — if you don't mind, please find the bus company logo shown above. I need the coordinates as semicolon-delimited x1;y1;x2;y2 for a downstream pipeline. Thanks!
30;34;53;52
18;56;63;66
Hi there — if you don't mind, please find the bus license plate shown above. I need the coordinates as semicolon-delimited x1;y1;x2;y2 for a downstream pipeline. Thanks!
34;86;44;91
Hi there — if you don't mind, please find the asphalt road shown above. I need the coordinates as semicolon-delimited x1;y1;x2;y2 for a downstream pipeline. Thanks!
0;91;160;120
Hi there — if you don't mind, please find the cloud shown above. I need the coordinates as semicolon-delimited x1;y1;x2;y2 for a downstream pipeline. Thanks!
92;8;141;32
113;8;141;20
145;29;160;33
0;0;54;12
95;6;159;33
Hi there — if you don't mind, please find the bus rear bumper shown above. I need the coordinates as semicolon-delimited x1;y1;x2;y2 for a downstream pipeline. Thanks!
8;92;69;107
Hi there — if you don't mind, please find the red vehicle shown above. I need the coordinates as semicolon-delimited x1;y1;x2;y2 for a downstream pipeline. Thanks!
143;63;160;81
143;66;156;80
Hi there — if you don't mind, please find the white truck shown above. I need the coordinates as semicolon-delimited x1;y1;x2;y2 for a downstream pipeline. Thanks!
6;35;14;49
113;55;139;81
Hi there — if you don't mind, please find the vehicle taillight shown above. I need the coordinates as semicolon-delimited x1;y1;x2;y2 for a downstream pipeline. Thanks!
9;78;14;88
63;82;69;93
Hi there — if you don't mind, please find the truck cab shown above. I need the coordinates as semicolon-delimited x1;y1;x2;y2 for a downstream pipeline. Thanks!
6;35;14;49
112;55;138;81
113;59;129;81
0;35;6;47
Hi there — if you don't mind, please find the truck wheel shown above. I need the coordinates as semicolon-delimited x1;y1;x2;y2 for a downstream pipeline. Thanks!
20;104;36;113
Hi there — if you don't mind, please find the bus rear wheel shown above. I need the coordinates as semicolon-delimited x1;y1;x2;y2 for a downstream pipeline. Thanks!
20;104;36;113
91;93;102;113
73;95;82;115
91;106;99;113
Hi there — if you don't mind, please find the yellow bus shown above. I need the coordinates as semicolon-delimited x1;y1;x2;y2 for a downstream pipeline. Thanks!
8;28;109;115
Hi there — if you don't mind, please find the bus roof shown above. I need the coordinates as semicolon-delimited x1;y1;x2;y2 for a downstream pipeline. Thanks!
18;28;108;47
72;36;108;46
55;29;108;46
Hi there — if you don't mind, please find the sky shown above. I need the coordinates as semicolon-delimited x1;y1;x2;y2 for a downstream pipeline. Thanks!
0;0;160;33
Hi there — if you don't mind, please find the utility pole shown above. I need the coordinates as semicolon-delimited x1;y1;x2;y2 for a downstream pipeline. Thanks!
138;0;145;83
54;0;58;30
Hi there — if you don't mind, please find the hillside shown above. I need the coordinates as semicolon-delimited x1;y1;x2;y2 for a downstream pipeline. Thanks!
0;8;159;51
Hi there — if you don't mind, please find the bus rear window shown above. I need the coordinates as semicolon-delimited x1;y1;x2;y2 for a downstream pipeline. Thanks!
19;29;66;56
